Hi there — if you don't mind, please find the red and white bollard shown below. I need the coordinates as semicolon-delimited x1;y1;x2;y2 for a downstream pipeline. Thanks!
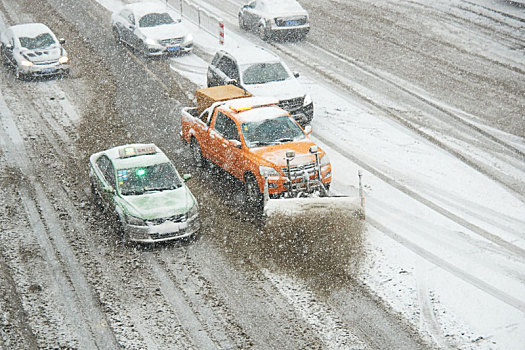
219;21;224;45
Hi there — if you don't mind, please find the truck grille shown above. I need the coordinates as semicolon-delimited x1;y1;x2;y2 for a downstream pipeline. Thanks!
34;59;59;65
159;37;183;46
275;17;307;27
282;163;316;177
147;213;187;225
279;97;304;112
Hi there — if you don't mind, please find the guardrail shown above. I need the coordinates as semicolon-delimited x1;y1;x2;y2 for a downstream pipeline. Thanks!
167;0;225;44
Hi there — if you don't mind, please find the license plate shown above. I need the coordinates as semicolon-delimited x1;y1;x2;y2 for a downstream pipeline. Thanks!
41;68;56;74
167;46;180;52
286;20;298;26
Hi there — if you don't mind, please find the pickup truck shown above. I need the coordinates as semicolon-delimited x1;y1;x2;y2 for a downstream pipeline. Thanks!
181;85;332;206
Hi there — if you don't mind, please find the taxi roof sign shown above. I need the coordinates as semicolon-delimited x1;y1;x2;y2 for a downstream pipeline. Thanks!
118;144;157;158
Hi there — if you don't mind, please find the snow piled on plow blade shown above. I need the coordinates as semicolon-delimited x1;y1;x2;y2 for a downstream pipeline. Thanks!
261;196;366;285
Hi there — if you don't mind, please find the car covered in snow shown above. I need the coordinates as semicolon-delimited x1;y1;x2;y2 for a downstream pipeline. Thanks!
89;144;200;243
207;45;314;126
111;2;193;56
0;23;70;80
238;0;310;41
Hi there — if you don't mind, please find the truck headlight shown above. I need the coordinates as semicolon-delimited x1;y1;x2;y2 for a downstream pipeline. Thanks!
187;202;199;219
320;154;330;167
125;213;146;226
303;94;312;106
183;34;193;46
144;38;156;46
259;166;280;177
20;59;33;67
59;56;69;64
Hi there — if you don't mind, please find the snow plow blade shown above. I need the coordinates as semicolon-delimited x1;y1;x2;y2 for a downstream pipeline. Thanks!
264;196;363;218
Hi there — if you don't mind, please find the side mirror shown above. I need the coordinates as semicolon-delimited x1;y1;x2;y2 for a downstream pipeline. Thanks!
183;174;192;182
304;125;312;135
293;72;300;78
229;139;242;148
58;38;66;45
103;185;114;193
227;78;238;86
5;44;13;50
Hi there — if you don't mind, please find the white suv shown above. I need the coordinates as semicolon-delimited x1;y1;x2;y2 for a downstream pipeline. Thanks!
207;45;314;126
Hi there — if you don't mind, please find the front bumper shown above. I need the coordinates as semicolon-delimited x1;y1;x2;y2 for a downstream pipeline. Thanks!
264;167;332;196
123;215;200;243
20;63;69;77
286;101;314;126
145;43;193;56
269;23;310;39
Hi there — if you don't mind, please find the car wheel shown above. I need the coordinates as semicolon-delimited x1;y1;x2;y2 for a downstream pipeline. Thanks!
258;24;269;41
191;138;205;167
90;180;103;209
112;27;122;44
245;173;262;208
15;66;27;81
238;14;247;30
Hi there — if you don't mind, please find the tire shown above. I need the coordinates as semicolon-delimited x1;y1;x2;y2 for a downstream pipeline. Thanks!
90;180;103;209
238;14;247;30
191;138;205;167
15;65;27;81
245;173;262;208
113;27;122;45
258;24;269;41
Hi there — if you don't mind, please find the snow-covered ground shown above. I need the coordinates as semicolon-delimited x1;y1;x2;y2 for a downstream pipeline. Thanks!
74;0;525;348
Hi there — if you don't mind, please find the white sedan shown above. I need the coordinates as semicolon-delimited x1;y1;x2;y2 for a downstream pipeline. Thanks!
111;2;193;57
0;23;70;80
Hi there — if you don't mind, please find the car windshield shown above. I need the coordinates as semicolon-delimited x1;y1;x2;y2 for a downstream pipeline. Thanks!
18;33;56;49
242;116;305;148
139;13;177;27
242;62;290;84
117;162;183;195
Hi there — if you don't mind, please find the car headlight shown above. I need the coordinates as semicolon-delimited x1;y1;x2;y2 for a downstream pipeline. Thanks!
144;38;156;46
183;33;193;45
20;59;33;67
125;213;146;226
187;201;199;219
59;56;69;64
259;166;280;177
320;154;330;167
303;94;312;106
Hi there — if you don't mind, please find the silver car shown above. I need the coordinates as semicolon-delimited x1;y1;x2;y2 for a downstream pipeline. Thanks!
238;0;310;41
111;2;193;57
0;23;70;80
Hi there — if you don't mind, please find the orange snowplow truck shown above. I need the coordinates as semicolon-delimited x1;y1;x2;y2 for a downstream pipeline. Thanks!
180;85;333;207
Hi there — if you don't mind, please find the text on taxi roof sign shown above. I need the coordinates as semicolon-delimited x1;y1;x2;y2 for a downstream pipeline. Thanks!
118;144;157;158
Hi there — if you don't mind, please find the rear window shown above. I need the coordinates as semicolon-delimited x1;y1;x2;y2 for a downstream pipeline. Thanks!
139;13;177;27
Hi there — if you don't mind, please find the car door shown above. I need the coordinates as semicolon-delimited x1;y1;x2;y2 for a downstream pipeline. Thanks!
212;112;244;178
95;155;116;210
244;1;263;28
119;9;136;46
218;55;240;86
207;52;223;87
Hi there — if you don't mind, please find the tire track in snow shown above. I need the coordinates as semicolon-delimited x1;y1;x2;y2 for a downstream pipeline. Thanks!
367;217;525;313
0;89;119;349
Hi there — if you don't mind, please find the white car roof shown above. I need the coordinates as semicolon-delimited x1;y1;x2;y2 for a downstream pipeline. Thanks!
223;45;281;66
261;0;306;13
9;23;55;38
97;143;171;170
124;2;175;18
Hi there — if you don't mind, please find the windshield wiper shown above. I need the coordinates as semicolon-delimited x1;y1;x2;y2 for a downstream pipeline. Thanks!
277;138;294;143
122;189;144;195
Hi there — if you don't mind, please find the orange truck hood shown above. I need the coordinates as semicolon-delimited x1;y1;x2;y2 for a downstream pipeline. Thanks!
249;139;323;168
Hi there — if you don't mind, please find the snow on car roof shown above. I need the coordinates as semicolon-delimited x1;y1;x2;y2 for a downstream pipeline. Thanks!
104;144;171;169
9;23;54;38
125;2;177;19
236;105;290;124
223;45;280;66
261;0;306;13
